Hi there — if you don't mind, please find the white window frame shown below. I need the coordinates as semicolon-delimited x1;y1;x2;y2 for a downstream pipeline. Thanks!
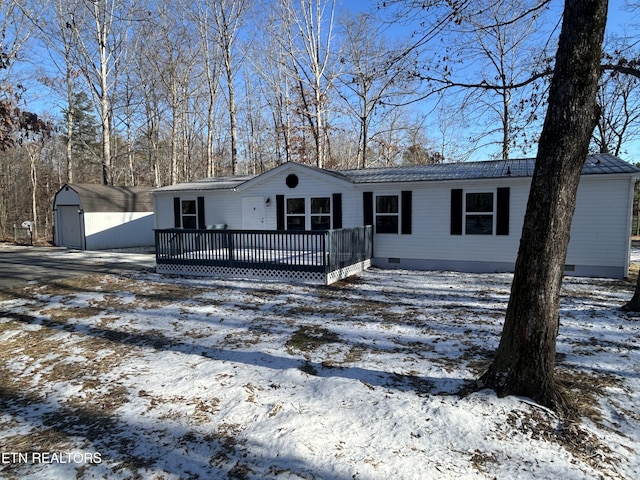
464;191;494;235
374;193;400;234
181;199;198;229
310;197;331;230
285;196;332;231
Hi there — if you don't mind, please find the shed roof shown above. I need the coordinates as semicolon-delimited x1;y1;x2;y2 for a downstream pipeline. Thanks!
151;154;639;193
58;184;154;212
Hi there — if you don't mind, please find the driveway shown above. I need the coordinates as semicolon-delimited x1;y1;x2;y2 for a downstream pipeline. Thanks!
0;245;156;299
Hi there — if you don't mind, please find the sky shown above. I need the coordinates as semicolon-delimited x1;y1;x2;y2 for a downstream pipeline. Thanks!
11;0;640;165
339;0;640;164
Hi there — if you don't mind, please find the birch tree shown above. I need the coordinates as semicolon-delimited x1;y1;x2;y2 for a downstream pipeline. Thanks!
66;0;130;185
192;0;224;177
335;12;418;168
253;9;296;165
282;0;336;168
211;0;248;175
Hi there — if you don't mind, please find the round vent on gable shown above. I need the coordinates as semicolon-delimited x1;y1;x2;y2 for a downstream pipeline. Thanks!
286;174;299;188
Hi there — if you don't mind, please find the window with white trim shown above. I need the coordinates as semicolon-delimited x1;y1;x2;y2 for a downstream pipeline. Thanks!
285;197;331;230
465;192;493;235
181;200;197;229
286;197;305;230
310;197;331;230
375;194;399;234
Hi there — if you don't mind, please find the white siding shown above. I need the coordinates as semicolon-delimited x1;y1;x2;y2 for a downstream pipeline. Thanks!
152;164;635;278
360;178;530;266
567;176;633;269
84;212;154;249
236;165;360;229
364;175;633;277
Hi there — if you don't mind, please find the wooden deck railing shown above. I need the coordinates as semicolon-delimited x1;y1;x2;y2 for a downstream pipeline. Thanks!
155;226;373;274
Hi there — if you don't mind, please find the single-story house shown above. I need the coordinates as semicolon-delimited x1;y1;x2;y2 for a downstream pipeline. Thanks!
151;154;639;282
53;184;155;250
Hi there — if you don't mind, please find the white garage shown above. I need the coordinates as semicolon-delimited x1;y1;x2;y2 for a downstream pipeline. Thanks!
53;184;155;250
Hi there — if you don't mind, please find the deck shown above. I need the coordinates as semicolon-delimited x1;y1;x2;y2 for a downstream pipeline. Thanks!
154;226;373;285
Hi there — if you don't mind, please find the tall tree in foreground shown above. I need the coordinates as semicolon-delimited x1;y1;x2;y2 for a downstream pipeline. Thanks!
478;0;608;412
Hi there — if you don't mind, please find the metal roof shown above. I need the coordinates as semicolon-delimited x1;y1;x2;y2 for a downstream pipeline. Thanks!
60;184;154;212
339;153;639;184
151;154;639;193
152;175;256;192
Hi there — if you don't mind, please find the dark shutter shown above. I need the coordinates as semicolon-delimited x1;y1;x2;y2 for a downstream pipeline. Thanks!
450;189;463;235
276;195;285;230
401;190;412;235
197;196;205;229
173;197;181;228
363;192;373;226
332;193;342;229
496;187;510;235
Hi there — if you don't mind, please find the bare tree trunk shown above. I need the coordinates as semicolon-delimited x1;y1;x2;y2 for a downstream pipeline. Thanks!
622;277;640;311
212;0;245;175
29;146;39;239
225;54;238;174
478;0;608;413
66;83;74;183
95;0;112;185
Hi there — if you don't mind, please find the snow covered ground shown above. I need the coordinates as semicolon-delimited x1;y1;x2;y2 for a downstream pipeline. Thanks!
0;250;638;479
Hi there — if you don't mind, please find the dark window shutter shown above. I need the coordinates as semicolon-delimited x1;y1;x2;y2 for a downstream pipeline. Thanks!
401;190;412;235
450;189;463;235
363;192;373;226
173;197;181;228
332;193;342;229
276;195;285;230
496;187;510;235
197;196;205;229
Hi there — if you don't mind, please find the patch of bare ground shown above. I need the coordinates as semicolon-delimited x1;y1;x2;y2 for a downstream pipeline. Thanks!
504;403;619;476
26;274;211;310
549;368;628;473
557;368;625;427
285;325;341;355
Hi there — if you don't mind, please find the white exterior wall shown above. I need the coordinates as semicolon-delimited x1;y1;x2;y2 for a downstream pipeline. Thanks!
153;190;241;229
153;164;361;231
83;212;154;250
365;175;633;278
236;165;360;230
153;194;176;229
359;178;530;272
152;165;635;278
566;175;634;276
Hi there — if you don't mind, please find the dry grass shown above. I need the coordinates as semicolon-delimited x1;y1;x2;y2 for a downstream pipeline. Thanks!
0;268;636;479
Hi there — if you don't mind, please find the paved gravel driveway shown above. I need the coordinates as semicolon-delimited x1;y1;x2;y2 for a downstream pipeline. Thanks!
0;245;155;299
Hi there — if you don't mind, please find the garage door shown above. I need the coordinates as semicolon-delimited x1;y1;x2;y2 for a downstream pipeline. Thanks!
58;205;83;249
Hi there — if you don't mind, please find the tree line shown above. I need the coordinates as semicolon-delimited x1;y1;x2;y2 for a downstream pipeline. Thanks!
0;0;638;240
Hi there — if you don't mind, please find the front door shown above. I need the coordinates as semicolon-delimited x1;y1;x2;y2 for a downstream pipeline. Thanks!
242;197;265;230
